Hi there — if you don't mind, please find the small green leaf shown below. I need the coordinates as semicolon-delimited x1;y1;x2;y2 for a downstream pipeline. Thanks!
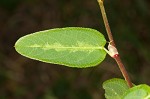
15;27;106;68
122;84;150;99
103;78;130;99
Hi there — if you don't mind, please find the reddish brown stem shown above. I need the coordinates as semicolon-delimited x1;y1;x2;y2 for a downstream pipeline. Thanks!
97;0;115;46
114;56;133;87
97;0;133;87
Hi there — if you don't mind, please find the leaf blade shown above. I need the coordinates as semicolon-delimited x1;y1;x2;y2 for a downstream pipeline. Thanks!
15;27;106;68
103;78;130;99
122;84;150;99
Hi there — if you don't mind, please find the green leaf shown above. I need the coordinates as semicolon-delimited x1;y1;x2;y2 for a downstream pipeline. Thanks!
15;27;106;68
103;78;130;99
122;84;150;99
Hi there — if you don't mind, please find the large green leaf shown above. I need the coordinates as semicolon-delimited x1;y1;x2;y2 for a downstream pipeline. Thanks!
15;27;106;68
103;78;130;99
123;84;150;99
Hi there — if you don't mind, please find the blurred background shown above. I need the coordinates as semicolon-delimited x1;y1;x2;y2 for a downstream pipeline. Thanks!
0;0;150;99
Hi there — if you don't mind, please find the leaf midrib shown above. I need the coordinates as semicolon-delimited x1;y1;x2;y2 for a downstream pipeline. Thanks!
28;46;103;50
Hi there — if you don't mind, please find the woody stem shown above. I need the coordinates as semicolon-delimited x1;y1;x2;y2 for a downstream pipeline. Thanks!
97;0;133;88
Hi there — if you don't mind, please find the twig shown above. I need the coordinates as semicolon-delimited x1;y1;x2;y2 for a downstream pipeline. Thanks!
97;0;115;46
97;0;133;88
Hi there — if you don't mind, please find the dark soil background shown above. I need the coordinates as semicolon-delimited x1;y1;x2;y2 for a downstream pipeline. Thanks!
0;0;150;99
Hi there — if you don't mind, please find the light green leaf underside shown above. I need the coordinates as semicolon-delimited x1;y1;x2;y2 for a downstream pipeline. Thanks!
123;84;150;99
103;78;130;99
15;27;106;68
